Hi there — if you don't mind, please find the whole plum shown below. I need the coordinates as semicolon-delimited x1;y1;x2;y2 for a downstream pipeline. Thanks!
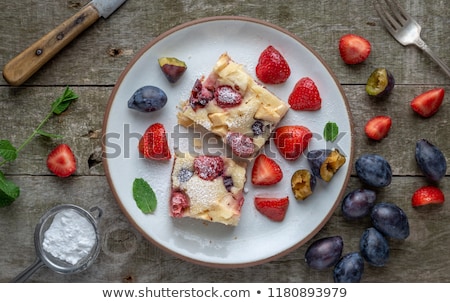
371;202;409;240
360;227;390;267
304;236;343;270
341;188;376;220
333;252;364;283
415;139;447;183
355;154;392;188
128;86;168;112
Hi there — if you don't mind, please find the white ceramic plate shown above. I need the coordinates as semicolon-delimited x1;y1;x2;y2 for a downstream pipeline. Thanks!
103;16;354;267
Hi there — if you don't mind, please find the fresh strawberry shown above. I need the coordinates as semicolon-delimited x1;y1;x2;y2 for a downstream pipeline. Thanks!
256;45;291;84
194;155;224;181
410;88;445;118
138;123;171;160
364;115;392;140
288;77;322;111
47;144;76;177
254;196;289;222
338;34;371;64
412;185;445;207
251;154;283;185
274;125;312;161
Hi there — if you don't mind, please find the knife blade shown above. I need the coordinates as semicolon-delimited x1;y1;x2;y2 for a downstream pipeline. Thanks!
2;0;127;86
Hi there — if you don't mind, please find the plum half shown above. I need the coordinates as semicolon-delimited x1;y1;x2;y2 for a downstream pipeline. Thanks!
366;68;395;98
158;57;187;83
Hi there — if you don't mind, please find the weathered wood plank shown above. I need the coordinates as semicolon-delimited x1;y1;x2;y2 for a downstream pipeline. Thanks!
1;0;449;86
1;176;448;282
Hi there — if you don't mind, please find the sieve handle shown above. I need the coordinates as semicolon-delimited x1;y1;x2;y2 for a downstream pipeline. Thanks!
10;257;45;283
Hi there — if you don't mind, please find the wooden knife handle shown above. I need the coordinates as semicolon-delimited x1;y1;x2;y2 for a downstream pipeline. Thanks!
2;4;100;86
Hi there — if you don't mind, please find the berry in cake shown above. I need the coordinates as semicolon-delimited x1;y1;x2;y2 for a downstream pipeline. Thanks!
177;53;289;159
170;152;247;226
255;45;291;84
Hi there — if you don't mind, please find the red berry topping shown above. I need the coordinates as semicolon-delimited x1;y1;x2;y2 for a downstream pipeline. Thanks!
170;191;190;217
256;45;291;84
288;77;322;111
338;34;371;64
410;88;445;118
46;144;77;177
254;196;289;222
215;85;242;108
226;132;255;158
194;155;224;181
189;79;214;109
364;115;392;141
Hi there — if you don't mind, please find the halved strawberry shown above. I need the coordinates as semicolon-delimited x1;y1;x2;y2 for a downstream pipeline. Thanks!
138;123;171;160
338;34;371;64
254;196;289;222
256;45;291;84
47;144;76;177
251;154;283;185
274;125;312;161
364;115;392;141
410;88;445;118
288;77;322;111
412;185;445;207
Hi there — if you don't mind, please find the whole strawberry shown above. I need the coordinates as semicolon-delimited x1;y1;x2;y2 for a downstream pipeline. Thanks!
256;45;291;84
288;77;322;111
274;125;312;161
138;123;171;160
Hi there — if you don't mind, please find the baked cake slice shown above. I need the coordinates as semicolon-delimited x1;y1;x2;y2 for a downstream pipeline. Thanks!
170;152;247;226
177;53;289;158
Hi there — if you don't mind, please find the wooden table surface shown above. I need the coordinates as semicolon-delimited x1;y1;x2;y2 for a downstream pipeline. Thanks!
1;0;449;283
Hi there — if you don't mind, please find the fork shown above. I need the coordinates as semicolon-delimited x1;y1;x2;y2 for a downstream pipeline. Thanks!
374;0;450;78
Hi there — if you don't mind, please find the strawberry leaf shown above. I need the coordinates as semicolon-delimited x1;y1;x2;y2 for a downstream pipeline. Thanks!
324;121;339;142
132;178;157;214
0;140;17;162
0;171;20;207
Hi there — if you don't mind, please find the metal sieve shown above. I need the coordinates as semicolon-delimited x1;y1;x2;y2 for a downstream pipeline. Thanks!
11;204;102;282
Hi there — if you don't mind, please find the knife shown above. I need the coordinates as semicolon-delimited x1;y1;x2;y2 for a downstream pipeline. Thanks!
2;0;127;86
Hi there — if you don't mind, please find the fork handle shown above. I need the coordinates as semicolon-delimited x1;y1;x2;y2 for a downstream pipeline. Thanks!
416;38;450;79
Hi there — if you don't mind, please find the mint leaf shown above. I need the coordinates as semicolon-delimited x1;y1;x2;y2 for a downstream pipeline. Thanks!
132;178;157;214
0;140;17;162
0;171;20;207
51;87;79;115
324;121;339;142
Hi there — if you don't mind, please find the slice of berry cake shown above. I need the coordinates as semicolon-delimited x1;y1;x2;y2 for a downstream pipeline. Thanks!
177;53;289;158
170;152;247;226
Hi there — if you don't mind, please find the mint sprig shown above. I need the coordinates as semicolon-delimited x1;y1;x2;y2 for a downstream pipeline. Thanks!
0;87;78;207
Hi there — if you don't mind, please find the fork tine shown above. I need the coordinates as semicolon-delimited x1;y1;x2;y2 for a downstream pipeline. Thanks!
374;0;401;32
385;0;409;24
